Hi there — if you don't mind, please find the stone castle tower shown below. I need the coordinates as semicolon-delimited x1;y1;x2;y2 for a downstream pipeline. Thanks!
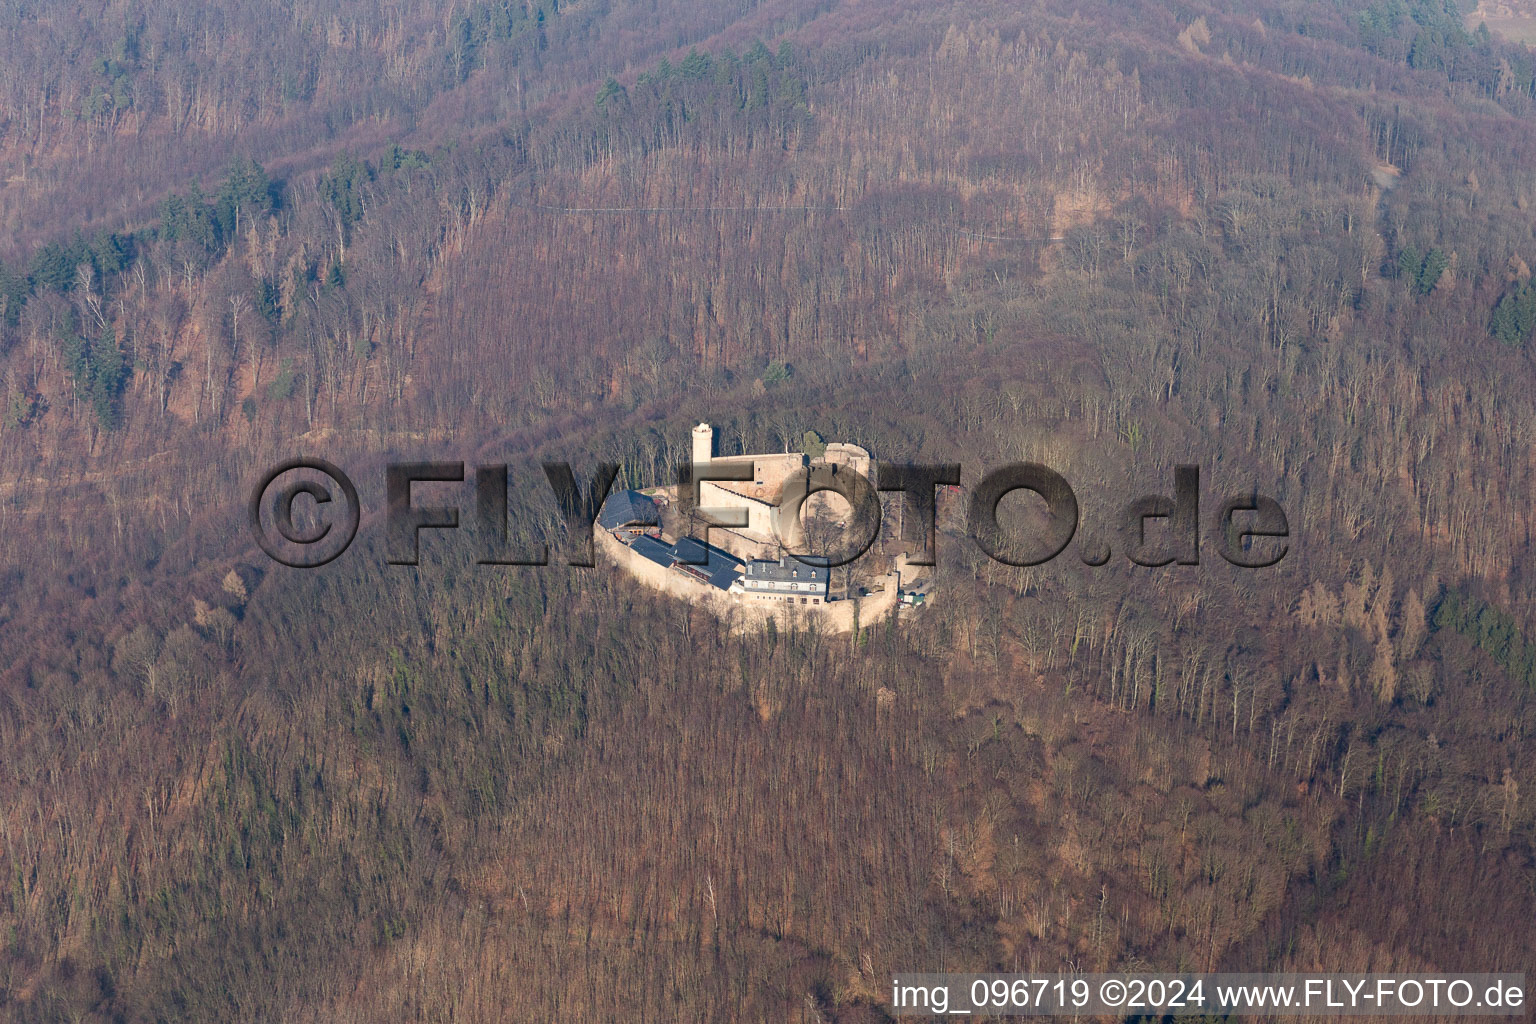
692;422;714;466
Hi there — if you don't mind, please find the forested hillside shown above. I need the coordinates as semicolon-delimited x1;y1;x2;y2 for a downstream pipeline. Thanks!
0;0;1534;1020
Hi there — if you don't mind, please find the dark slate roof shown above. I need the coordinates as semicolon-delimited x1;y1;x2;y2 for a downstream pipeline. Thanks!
629;534;676;567
622;532;742;590
744;556;829;583
598;489;659;531
671;535;708;564
673;536;744;590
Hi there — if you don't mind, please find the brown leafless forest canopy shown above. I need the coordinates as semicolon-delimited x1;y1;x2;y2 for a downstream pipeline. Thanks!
0;0;1534;1020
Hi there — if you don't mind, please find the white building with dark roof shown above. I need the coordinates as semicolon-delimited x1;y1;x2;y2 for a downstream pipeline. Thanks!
731;555;830;605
